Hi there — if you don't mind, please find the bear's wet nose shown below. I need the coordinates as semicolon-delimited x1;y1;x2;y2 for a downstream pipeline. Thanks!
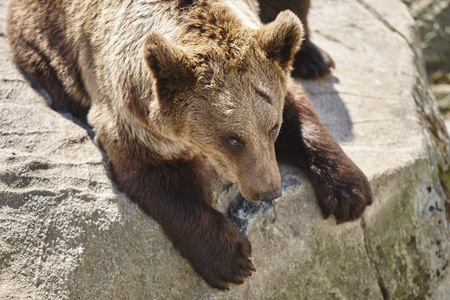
257;187;282;202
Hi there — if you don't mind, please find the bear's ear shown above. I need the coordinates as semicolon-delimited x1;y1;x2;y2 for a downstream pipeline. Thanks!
144;32;196;103
256;10;303;72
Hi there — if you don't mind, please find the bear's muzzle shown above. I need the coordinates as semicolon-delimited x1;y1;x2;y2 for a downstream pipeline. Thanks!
256;187;282;202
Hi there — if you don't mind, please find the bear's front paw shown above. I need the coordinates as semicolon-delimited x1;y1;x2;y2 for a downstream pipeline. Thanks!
201;237;255;290
292;39;335;79
182;218;255;290
312;161;372;223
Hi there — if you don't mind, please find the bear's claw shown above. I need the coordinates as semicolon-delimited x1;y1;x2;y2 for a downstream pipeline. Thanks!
183;217;256;290
313;161;373;223
201;243;255;290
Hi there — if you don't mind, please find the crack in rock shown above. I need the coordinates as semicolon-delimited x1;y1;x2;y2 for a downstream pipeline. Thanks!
356;0;411;48
361;217;390;300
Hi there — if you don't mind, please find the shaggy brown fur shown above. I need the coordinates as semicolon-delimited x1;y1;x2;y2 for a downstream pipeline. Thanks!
7;0;371;290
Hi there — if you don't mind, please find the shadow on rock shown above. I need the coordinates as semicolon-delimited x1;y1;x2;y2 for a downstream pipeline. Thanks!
299;75;353;142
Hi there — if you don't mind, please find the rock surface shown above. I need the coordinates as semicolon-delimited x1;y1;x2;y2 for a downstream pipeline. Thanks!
402;0;450;128
1;0;450;299
402;0;450;74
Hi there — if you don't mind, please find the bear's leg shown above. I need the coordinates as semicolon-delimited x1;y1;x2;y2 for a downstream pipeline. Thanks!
7;25;89;121
104;144;255;290
258;0;335;79
275;84;372;222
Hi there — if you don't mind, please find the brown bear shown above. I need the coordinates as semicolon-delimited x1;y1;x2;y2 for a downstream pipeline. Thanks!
6;0;372;290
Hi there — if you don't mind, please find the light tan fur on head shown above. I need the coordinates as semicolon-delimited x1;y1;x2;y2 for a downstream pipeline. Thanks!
143;5;303;201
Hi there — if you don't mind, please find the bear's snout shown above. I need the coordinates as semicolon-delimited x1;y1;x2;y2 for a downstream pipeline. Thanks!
257;187;282;202
237;155;282;202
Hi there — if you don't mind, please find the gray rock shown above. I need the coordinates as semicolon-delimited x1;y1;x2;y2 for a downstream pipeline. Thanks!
402;0;450;124
434;84;450;113
402;0;450;74
1;0;450;299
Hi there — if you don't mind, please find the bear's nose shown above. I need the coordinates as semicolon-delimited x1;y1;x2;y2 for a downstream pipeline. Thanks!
257;187;282;202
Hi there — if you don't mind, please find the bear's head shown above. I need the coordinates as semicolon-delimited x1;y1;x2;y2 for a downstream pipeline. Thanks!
144;10;303;202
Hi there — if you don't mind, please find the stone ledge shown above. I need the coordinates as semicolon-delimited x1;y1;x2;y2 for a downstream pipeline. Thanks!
1;0;450;299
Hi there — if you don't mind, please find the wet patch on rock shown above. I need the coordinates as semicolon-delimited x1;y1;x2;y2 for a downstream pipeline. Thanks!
226;195;274;235
227;175;301;235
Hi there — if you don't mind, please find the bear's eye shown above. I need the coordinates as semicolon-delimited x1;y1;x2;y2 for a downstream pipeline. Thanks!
227;137;244;148
270;124;279;138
